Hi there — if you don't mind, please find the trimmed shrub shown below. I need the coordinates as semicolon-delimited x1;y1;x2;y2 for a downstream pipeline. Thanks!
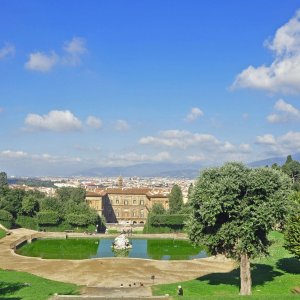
149;214;189;226
16;215;38;230
0;209;13;229
65;213;90;226
37;210;60;225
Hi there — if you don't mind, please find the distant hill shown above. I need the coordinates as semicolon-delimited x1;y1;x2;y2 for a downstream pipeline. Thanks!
249;153;300;168
75;162;202;178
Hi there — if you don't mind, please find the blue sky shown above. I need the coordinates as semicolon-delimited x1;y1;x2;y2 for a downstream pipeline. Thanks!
1;1;300;176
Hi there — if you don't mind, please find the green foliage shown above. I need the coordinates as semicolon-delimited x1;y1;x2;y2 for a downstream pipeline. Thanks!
168;184;183;213
188;183;194;200
16;215;38;230
0;188;25;217
0;228;6;239
66;213;90;226
150;214;189;226
284;192;300;258
37;210;60;225
282;155;300;191
187;162;292;260
0;171;8;188
22;195;39;216
151;203;166;215
56;187;85;204
0;209;13;228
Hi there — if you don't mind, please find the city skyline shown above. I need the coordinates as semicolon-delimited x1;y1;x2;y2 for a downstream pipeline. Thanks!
1;1;300;176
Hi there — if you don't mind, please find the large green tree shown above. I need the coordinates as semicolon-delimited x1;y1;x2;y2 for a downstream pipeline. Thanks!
282;155;300;190
187;162;291;295
284;192;300;258
168;184;183;213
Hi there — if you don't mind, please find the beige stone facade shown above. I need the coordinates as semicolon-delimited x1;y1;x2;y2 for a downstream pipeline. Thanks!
86;187;169;224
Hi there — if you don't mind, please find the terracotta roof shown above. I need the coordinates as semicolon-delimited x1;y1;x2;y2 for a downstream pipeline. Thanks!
105;188;151;195
86;191;107;197
146;193;169;198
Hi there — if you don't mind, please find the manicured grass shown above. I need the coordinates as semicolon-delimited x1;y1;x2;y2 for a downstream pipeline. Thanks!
16;238;99;259
0;228;6;239
152;231;300;299
0;269;79;300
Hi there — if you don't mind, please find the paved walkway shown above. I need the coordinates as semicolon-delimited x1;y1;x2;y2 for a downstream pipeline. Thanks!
0;229;235;296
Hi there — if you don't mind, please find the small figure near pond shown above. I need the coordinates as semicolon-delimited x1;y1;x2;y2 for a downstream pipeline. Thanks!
177;285;183;296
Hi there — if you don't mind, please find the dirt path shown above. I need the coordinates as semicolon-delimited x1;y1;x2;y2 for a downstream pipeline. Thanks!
0;229;235;291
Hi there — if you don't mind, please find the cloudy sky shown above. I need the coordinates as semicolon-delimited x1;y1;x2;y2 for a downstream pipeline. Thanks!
1;1;300;176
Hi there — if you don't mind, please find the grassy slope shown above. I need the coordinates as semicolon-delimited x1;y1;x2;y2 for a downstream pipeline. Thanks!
16;238;99;259
0;229;6;239
152;231;300;299
0;269;79;300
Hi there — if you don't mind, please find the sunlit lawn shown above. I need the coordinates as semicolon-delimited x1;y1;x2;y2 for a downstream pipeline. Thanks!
0;269;80;300
152;231;300;299
0;229;6;239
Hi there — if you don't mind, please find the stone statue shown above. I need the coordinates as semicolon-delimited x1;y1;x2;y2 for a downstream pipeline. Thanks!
112;234;132;250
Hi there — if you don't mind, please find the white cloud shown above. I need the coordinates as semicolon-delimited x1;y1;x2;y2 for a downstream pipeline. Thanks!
114;120;130;131
185;107;203;121
267;99;300;123
232;10;300;94
140;130;221;149
0;43;15;60
86;116;102;129
256;131;300;155
0;150;28;159
256;134;276;145
24;110;82;132
25;37;86;72
106;151;171;166
139;129;252;163
62;37;87;66
25;51;58;72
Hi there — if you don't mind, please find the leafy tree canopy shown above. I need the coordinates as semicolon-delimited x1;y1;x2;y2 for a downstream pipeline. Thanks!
187;162;292;295
168;184;183;214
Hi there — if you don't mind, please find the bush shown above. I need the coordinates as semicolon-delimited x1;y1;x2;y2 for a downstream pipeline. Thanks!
37;210;60;225
149;214;189;226
66;213;90;226
0;209;13;228
16;215;38;230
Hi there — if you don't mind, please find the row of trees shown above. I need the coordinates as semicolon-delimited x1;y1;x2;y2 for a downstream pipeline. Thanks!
0;173;102;231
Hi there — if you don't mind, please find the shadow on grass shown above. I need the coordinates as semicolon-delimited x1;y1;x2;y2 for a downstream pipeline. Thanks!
276;257;300;274
196;264;283;288
0;281;24;299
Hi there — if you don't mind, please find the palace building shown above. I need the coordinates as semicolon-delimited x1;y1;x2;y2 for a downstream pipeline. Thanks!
85;176;169;224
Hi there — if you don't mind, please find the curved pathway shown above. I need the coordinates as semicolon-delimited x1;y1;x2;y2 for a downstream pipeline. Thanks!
0;229;236;289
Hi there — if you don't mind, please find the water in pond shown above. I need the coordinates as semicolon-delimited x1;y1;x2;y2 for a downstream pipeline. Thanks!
93;238;207;260
16;238;208;260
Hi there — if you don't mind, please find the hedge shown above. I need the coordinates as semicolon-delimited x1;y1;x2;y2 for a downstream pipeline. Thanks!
149;214;189;226
16;215;38;230
37;210;60;225
0;209;13;229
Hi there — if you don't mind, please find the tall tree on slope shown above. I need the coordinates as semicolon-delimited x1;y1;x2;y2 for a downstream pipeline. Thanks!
187;162;291;295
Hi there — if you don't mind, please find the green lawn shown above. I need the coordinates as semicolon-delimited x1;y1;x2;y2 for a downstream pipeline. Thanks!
16;238;99;259
152;231;300;299
0;269;79;300
0;229;6;239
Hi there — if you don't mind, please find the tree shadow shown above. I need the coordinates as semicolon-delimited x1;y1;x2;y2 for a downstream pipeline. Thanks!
0;281;25;298
276;257;300;274
196;264;283;288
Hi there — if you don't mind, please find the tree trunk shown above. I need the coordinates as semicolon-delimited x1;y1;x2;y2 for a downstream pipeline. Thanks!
240;253;252;295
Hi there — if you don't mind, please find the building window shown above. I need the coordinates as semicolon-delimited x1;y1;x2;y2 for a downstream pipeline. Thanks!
140;200;144;205
124;200;128;205
133;200;137;205
140;210;144;217
116;199;119;204
132;211;136;217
